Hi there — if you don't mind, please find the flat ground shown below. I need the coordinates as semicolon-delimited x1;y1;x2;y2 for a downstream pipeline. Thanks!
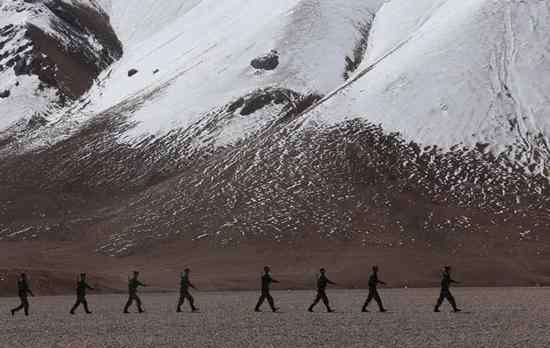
1;288;549;347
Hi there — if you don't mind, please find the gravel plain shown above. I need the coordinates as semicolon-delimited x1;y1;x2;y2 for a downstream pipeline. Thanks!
1;288;550;347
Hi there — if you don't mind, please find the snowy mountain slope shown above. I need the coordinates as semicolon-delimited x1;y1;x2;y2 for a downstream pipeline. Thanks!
0;0;121;131
301;0;550;173
79;0;383;141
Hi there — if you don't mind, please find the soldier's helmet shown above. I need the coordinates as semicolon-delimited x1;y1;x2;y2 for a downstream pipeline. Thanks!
320;268;326;273
21;273;27;278
133;271;139;276
444;266;451;271
264;266;270;272
184;268;190;273
80;273;86;278
373;265;379;272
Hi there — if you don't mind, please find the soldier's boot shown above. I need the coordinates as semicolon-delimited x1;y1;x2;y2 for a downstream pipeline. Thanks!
84;301;92;314
268;297;278;312
376;298;387;312
190;300;199;312
450;299;461;312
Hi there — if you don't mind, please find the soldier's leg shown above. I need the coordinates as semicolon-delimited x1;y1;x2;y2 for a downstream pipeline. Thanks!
308;292;322;311
446;291;459;311
12;297;25;314
321;292;332;312
13;297;25;312
23;297;29;316
123;296;134;313
70;299;81;314
186;293;197;311
362;291;374;311
255;292;267;311
177;294;185;312
82;298;91;313
434;291;445;311
267;293;276;311
135;295;144;312
374;291;386;312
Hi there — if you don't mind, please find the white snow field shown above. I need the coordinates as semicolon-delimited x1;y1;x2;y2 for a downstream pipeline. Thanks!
303;0;550;160
83;0;383;142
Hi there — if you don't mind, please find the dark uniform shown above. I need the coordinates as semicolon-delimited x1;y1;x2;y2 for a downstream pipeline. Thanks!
177;273;197;312
434;268;461;312
308;271;335;312
11;275;34;316
254;272;279;312
70;276;94;314
362;270;387;312
123;275;146;313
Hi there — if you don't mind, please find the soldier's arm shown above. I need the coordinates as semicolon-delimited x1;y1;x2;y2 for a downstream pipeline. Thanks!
451;278;460;284
189;281;197;289
28;288;35;297
271;278;280;283
378;279;387;285
327;278;337;285
138;281;147;287
86;282;95;290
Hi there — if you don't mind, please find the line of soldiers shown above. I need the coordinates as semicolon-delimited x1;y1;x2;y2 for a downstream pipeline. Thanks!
9;266;461;316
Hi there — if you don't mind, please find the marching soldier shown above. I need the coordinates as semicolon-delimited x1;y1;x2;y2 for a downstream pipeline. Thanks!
254;266;279;312
308;268;336;312
434;266;461;312
177;268;198;312
11;273;34;316
123;271;147;313
70;273;94;314
362;265;387;312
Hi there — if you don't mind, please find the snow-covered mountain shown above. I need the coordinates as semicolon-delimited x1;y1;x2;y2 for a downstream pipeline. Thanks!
0;0;549;277
2;0;549;159
0;0;121;131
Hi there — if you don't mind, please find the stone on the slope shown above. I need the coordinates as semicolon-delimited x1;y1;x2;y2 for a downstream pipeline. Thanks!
250;50;279;71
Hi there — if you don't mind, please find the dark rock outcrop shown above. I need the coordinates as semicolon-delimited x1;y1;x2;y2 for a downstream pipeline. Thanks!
251;50;279;71
3;0;123;101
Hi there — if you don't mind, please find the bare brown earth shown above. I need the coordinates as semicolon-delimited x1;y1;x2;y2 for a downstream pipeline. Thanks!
2;233;550;296
2;289;550;347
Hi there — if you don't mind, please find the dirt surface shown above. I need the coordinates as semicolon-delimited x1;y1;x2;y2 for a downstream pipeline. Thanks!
1;289;550;347
2;236;550;297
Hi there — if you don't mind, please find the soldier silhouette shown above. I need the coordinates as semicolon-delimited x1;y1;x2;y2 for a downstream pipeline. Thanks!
308;268;336;312
70;273;94;314
254;266;280;312
434;266;461;312
177;268;198;312
362;265;387;312
11;273;34;316
123;271;147;313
